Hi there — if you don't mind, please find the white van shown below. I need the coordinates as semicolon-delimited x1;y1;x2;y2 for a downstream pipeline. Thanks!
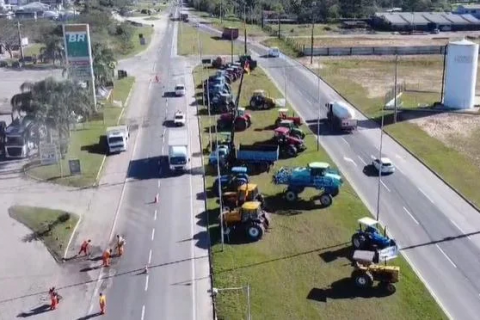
268;47;280;58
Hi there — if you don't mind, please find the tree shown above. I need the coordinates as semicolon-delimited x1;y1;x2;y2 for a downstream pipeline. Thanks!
39;35;64;65
91;43;117;88
0;20;19;59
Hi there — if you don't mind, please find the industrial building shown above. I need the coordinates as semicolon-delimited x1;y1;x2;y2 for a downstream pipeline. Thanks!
372;12;480;31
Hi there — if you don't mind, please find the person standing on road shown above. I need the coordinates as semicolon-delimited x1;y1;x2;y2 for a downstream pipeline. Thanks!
49;289;59;310
78;239;91;256
116;235;126;257
99;293;106;315
102;249;112;267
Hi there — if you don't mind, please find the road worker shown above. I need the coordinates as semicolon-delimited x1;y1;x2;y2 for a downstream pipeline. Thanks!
99;293;106;315
116;235;126;257
49;288;59;310
102;249;112;267
78;239;91;256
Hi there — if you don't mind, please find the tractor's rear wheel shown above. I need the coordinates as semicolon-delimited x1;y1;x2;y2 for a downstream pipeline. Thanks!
285;190;298;202
236;119;247;131
319;193;333;207
379;282;397;294
250;99;256;108
246;223;264;241
352;270;373;288
351;233;366;249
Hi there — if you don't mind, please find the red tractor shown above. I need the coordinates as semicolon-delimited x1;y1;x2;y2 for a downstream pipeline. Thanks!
273;127;306;158
275;108;302;127
217;107;252;131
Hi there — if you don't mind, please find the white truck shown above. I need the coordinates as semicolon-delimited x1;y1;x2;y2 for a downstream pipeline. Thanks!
168;128;190;173
325;101;357;132
106;125;129;154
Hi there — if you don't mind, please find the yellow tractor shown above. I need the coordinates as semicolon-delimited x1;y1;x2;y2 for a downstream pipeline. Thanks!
351;250;400;293
221;183;265;211
222;201;271;242
249;90;277;110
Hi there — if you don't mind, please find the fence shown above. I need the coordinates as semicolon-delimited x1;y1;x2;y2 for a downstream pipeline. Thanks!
263;25;305;56
302;45;450;57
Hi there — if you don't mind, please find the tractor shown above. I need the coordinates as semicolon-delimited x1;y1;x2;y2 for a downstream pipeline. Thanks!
222;201;271;242
275;108;302;127
217;107;252;131
212;56;226;69
276;119;305;139
249;90;276;110
239;55;257;71
222;183;265;211
273;127;306;158
351;250;400;294
212;166;249;197
272;162;343;207
351;217;398;252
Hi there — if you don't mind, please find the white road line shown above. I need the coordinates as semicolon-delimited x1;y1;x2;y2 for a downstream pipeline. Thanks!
357;155;367;165
163;128;166;136
370;154;376;160
141;305;145;320
151;228;155;241
395;165;404;174
449;219;464;233
381;180;391;192
436;244;457;268
418;187;434;203
153;62;157;71
148;249;152;264
154;210;157;221
403;207;419;225
158;180;161;188
395;154;405;161
343;156;357;167
148;80;152;90
341;137;350;146
145;275;150;291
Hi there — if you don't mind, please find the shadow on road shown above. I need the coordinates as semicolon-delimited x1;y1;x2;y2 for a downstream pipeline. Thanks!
76;312;103;320
17;304;51;317
127;156;164;180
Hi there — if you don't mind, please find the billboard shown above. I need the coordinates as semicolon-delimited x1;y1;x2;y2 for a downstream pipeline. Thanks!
63;24;94;81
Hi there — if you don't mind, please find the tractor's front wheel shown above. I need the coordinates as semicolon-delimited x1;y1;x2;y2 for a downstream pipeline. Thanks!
351;233;367;249
287;145;297;158
352;270;373;288
319;193;333;207
285;190;298;202
246;223;265;241
379;282;397;294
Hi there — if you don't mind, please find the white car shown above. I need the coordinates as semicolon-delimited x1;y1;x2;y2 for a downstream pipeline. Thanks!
175;84;186;96
268;47;280;58
372;157;395;174
173;111;186;126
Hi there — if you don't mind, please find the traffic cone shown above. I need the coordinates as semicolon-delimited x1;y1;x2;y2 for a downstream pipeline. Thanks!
154;194;158;203
144;264;149;274
155;75;159;83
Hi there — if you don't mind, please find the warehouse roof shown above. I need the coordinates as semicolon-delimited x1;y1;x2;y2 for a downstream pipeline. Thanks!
375;12;480;26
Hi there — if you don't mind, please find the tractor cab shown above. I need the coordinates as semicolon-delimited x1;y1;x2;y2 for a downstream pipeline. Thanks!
278;108;290;120
352;217;397;251
222;183;263;210
308;162;330;177
252;89;266;98
275;108;302;127
222;201;270;242
278;119;295;130
212;132;232;151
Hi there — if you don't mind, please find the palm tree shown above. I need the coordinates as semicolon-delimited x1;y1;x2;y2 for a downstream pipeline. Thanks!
92;43;117;88
40;36;64;65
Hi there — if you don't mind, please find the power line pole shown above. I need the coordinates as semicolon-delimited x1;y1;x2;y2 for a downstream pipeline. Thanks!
17;21;25;67
243;3;247;54
310;2;316;65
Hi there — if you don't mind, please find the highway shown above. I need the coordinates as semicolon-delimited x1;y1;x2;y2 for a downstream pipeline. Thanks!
190;14;480;320
91;11;212;320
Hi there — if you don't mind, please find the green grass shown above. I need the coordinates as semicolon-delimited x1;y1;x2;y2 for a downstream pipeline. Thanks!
316;58;480;208
23;43;43;56
177;22;243;56
117;26;154;59
193;65;446;320
27;77;135;187
8;205;79;261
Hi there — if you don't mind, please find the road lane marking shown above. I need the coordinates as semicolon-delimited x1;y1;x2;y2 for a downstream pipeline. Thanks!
145;275;149;291
141;305;145;320
148;249;152;264
395;165;404;174
381;180;390;192
151;228;155;241
449;219;464;234
370;154;376;160
357;155;367;165
418;187;434;203
436;244;457;268
154;210;157;220
403;207;419;225
343;156;357;167
148;80;152;90
153;62;157;71
158;180;161;188
341;137;350;146
395;154;405;161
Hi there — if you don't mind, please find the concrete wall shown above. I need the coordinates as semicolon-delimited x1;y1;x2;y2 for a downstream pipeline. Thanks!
302;45;452;56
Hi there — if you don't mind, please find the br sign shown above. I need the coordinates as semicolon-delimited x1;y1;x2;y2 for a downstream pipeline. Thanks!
63;24;94;81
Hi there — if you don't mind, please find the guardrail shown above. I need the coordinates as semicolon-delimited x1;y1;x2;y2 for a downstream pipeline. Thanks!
302;45;450;56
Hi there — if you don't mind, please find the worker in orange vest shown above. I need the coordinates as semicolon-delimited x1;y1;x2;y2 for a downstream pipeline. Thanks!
102;249;112;267
116;235;126;257
78;239;91;256
49;288;59;310
99;293;106;315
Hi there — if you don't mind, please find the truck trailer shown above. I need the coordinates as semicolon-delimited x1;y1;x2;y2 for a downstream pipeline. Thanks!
168;128;190;173
325;101;357;132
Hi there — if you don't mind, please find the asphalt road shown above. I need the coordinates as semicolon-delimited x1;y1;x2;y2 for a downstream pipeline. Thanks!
96;13;212;320
191;15;480;320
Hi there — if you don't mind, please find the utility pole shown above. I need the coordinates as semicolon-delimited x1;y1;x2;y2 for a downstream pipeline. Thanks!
393;54;398;123
376;111;385;221
310;2;316;65
277;16;280;38
243;3;247;54
220;0;223;23
17;21;25;67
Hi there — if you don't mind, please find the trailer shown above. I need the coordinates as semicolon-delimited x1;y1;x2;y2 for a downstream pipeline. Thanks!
234;144;279;172
325;101;357;132
222;27;239;40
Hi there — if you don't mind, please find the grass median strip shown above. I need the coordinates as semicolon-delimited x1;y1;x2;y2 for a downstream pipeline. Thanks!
193;65;446;319
27;76;135;188
9;205;79;261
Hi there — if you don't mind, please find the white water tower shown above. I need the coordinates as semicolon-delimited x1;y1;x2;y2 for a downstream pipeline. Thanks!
444;39;479;109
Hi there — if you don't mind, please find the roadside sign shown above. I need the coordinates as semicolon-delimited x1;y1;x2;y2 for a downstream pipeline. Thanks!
68;159;81;175
63;24;94;81
378;245;399;262
39;143;58;165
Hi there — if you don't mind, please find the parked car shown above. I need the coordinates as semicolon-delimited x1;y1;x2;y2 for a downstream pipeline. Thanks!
175;84;186;96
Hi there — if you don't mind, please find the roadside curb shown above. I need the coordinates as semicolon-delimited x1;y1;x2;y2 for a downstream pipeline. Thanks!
63;213;82;260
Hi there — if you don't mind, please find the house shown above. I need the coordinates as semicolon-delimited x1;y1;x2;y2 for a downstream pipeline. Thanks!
455;4;480;19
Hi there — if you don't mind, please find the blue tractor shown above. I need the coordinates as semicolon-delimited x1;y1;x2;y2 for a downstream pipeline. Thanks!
212;166;249;197
351;217;398;252
272;162;343;207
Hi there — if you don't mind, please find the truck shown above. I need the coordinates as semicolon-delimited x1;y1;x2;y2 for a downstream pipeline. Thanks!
180;12;189;22
106;126;129;154
325;100;357;132
222;27;239;40
168;128;190;173
234;144;279;172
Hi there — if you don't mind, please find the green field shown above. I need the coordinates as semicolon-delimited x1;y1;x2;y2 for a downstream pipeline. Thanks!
117;25;154;59
193;65;446;320
177;22;243;56
9;205;79;261
27;77;135;188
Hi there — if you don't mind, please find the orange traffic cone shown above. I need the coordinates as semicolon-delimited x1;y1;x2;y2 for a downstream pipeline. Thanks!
154;194;158;203
155;75;159;82
144;264;149;274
